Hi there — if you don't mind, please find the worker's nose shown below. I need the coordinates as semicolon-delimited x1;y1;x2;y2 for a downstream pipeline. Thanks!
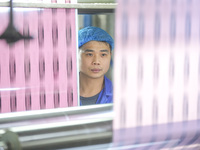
92;55;100;65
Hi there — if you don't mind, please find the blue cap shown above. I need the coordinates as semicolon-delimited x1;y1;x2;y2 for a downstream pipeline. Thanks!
78;26;114;51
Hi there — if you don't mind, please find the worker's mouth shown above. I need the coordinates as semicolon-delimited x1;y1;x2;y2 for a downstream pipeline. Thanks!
91;69;101;73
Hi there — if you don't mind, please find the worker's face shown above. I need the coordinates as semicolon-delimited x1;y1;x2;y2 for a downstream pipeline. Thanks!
79;41;111;79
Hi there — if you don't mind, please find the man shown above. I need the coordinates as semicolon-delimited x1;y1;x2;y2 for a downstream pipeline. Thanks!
78;26;114;105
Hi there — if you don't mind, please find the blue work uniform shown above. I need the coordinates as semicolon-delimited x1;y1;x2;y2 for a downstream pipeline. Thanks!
80;75;113;105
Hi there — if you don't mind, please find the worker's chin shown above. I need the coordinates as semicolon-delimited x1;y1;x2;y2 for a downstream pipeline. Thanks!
89;74;104;79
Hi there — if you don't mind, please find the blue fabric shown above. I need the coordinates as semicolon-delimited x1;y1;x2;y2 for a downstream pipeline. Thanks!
80;76;113;106
78;26;114;51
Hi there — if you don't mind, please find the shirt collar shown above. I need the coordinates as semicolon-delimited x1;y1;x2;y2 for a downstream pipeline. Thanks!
104;75;113;97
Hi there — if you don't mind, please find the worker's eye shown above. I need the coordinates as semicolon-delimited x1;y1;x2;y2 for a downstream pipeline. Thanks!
101;53;107;57
86;53;93;57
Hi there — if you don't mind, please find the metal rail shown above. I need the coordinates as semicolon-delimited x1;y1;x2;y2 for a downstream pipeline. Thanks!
0;2;117;9
0;117;112;150
0;104;113;129
0;104;113;149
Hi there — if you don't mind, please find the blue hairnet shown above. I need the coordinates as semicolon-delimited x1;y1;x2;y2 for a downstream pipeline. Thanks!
78;26;114;51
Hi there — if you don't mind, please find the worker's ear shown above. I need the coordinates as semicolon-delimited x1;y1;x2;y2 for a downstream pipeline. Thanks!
110;56;113;67
109;51;112;60
110;49;112;54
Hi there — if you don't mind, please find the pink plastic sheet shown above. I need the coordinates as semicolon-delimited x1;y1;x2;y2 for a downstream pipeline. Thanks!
113;0;200;149
0;2;78;113
114;0;200;129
